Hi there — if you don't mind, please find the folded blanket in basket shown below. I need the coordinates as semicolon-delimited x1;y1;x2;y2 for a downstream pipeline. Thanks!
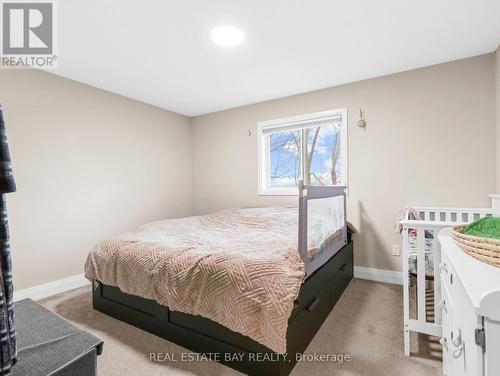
464;217;500;239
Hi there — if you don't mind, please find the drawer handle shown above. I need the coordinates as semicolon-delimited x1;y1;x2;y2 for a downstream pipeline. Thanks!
340;263;348;272
451;329;462;348
451;329;464;358
439;262;448;274
438;299;447;313
306;298;320;312
440;337;448;351
452;344;464;359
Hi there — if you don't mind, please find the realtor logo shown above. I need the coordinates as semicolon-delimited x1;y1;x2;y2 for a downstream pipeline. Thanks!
1;0;57;68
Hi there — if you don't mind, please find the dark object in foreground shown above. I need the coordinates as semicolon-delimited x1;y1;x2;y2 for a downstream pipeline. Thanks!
0;105;17;375
13;299;103;376
92;241;353;376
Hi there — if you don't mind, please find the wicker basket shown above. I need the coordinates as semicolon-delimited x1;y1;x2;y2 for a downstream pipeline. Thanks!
451;225;500;268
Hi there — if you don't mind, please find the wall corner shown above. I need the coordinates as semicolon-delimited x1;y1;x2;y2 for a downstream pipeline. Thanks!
496;45;500;192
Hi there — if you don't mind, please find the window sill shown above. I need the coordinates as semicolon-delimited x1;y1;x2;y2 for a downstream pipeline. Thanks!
258;187;299;196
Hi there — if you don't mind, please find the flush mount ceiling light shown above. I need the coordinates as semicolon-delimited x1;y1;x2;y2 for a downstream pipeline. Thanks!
211;25;245;47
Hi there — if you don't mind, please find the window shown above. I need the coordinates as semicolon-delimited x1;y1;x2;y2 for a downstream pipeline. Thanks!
257;109;347;195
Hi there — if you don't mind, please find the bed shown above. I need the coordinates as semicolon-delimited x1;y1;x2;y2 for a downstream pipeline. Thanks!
85;184;352;376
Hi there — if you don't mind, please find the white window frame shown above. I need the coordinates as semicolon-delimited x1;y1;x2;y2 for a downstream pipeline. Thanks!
257;108;348;196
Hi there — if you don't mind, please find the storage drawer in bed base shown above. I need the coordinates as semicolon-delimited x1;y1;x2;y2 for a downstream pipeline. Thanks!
92;241;353;376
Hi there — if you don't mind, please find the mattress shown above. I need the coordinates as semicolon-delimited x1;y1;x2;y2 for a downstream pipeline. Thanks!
85;206;343;353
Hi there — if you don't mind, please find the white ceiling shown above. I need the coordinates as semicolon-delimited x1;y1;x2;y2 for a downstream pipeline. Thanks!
53;0;500;116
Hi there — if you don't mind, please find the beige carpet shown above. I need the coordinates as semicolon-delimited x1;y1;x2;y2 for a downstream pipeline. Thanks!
39;279;442;376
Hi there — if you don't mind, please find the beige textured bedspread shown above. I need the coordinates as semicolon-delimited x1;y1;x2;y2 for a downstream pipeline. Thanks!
84;206;305;353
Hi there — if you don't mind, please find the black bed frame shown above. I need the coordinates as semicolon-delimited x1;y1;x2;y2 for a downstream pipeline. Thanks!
92;184;352;375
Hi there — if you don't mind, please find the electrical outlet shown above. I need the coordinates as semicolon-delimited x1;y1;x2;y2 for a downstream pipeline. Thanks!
392;245;400;256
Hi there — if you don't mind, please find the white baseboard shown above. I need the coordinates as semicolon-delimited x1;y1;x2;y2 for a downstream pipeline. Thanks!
354;266;403;285
14;274;90;302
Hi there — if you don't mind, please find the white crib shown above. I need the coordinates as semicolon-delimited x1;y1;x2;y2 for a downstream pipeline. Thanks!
400;206;492;357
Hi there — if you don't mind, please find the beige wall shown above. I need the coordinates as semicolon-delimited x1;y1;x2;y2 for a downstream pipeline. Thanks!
496;45;500;191
192;54;496;272
1;53;496;289
0;70;193;289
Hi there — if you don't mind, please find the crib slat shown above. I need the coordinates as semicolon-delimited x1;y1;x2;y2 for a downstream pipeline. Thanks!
416;228;426;323
402;227;410;356
445;212;451;222
433;231;441;325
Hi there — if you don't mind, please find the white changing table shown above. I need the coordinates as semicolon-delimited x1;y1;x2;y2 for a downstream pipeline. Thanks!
438;228;500;376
